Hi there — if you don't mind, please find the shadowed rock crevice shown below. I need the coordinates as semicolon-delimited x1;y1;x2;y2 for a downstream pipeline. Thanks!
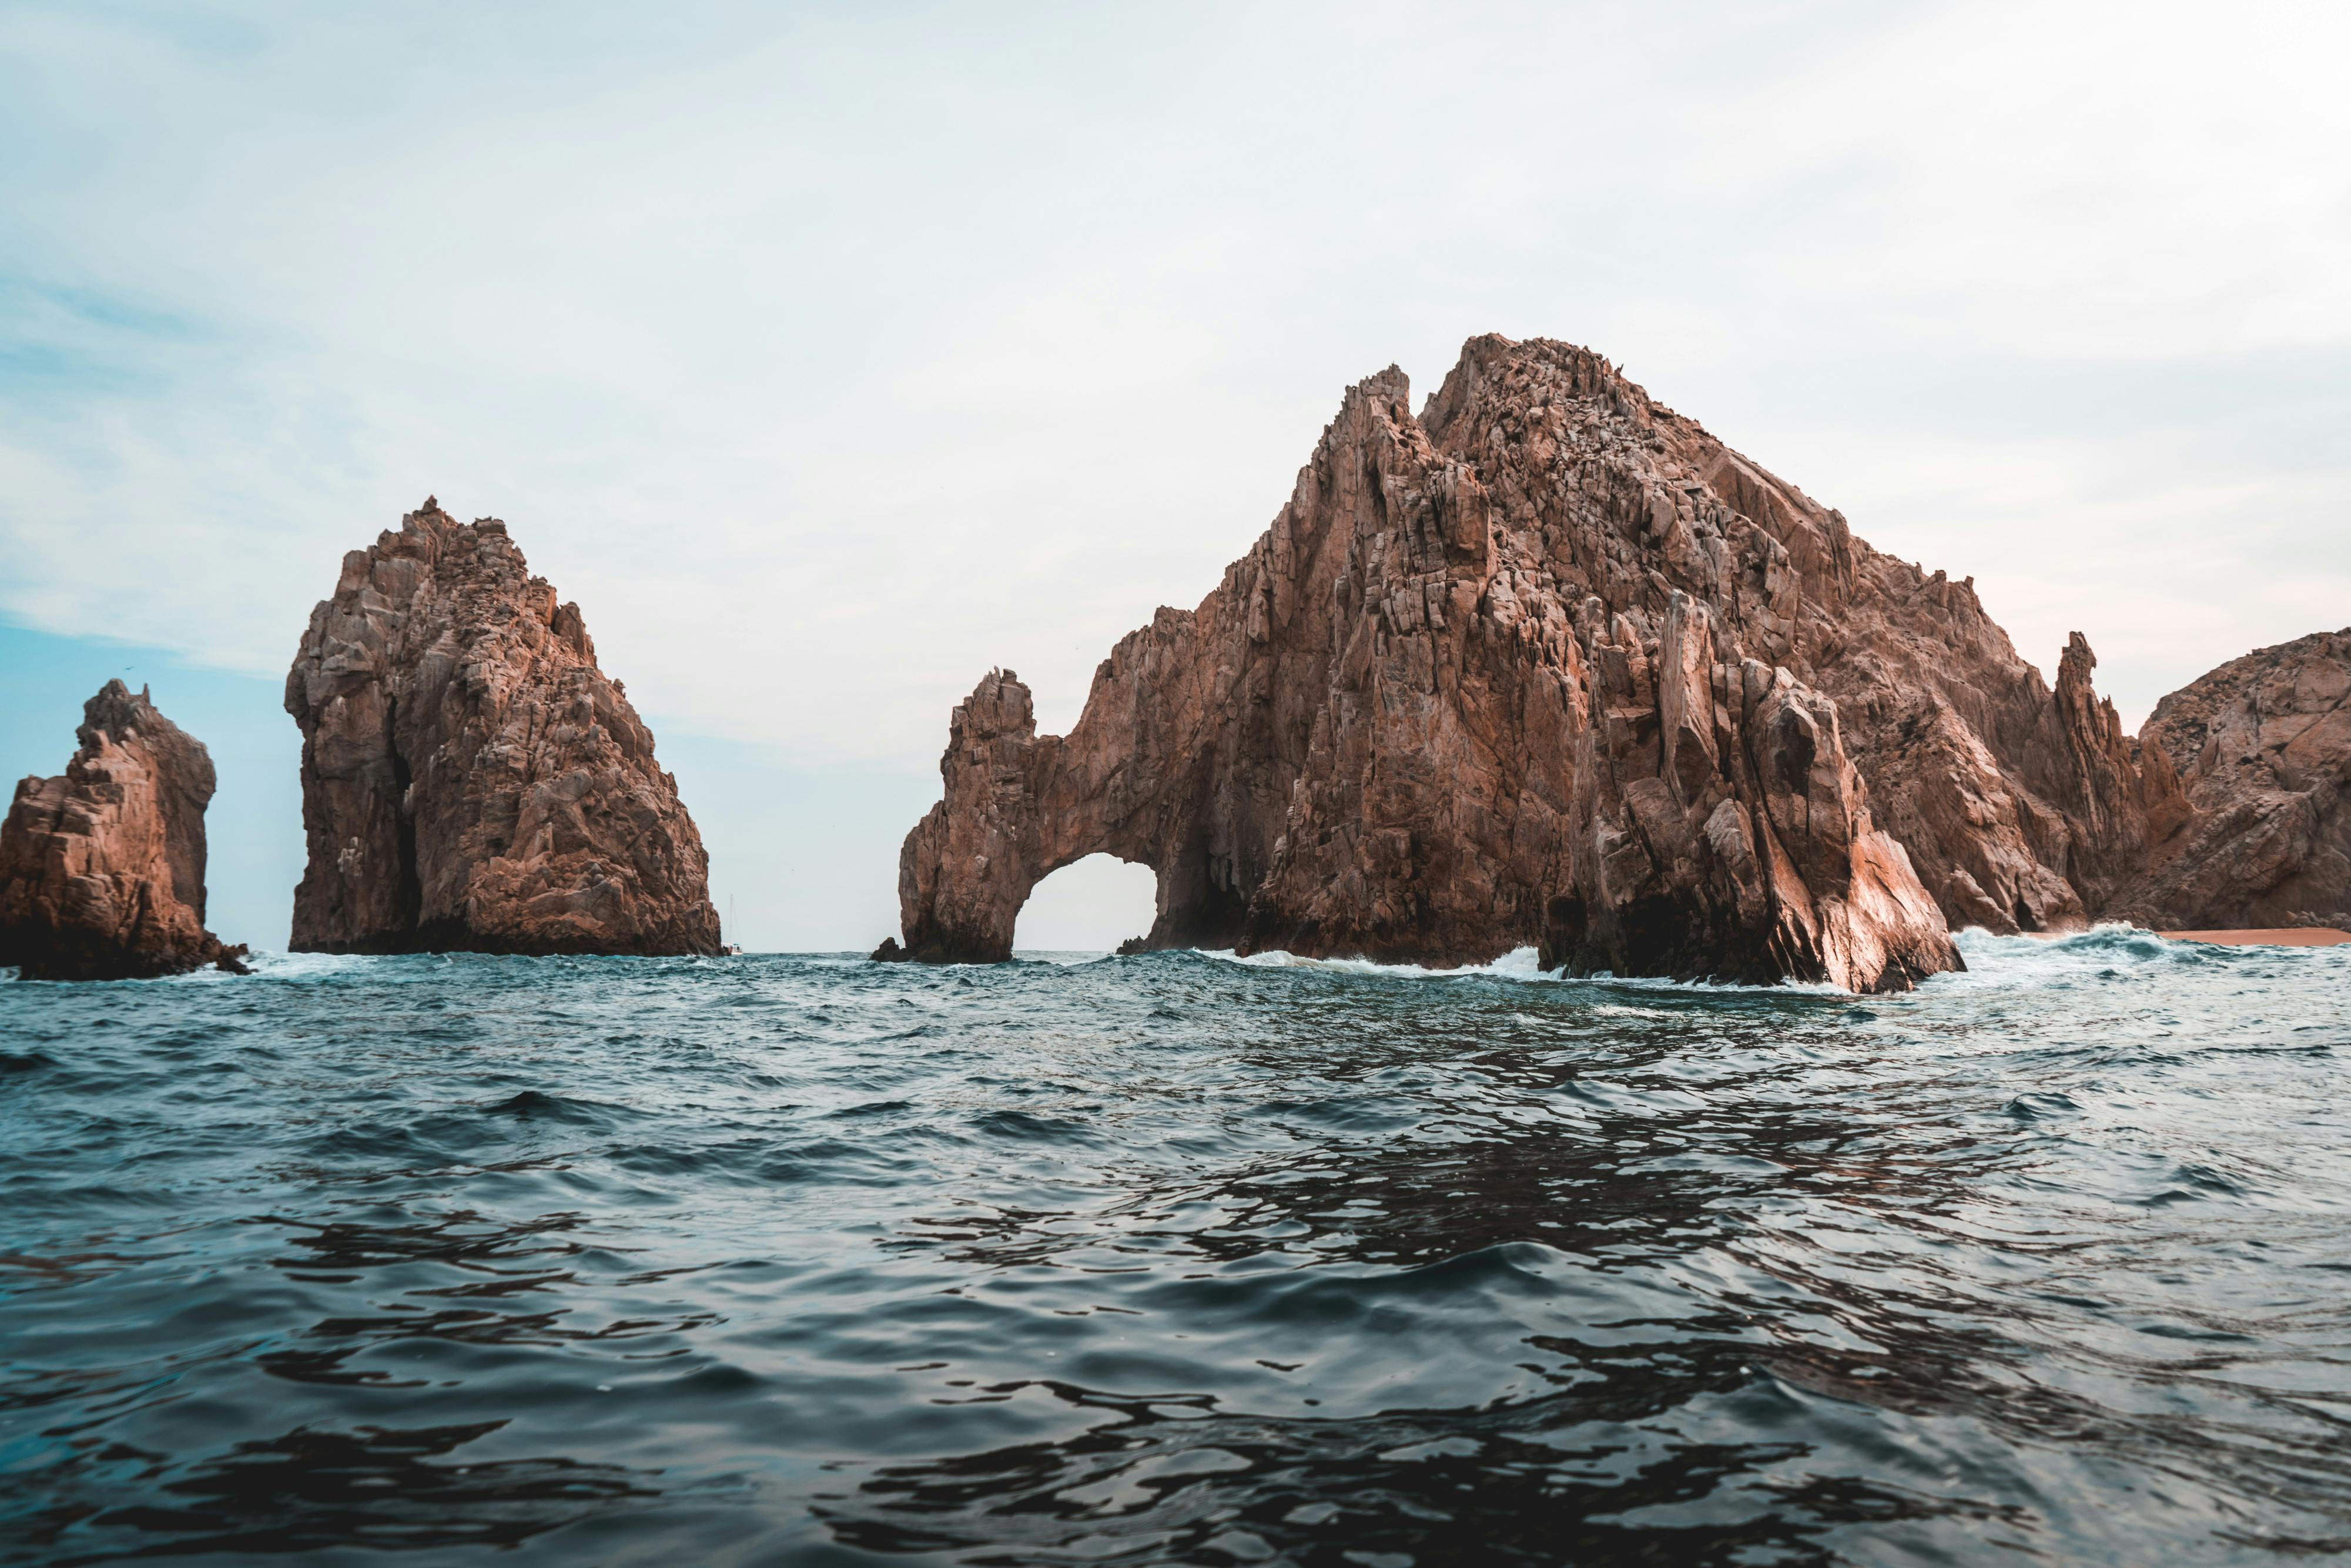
286;500;721;957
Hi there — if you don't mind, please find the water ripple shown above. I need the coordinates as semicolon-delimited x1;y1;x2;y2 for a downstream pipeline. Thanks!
2;933;2347;1563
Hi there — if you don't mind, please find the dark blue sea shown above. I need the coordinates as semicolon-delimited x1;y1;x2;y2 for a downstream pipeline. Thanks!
3;931;2348;1566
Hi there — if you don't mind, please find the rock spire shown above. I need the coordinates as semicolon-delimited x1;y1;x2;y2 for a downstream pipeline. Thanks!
1;681;247;980
285;500;721;956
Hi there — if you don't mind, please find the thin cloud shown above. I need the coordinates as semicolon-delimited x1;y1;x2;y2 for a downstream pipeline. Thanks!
1;0;2343;767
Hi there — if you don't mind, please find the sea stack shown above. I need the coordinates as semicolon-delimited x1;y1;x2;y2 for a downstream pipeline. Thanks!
284;499;721;956
1;681;248;980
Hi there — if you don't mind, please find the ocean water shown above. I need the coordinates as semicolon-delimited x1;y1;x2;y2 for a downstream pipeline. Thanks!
2;932;2347;1567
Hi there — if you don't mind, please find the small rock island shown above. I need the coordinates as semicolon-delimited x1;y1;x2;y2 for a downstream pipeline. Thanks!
883;335;2345;989
1;681;247;980
284;500;721;956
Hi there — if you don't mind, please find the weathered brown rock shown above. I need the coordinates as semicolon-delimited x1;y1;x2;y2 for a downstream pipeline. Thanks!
1;682;247;980
889;336;2324;984
894;340;1999;989
286;499;721;956
2106;628;2351;929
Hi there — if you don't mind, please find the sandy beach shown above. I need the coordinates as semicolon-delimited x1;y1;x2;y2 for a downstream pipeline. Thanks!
2159;927;2351;947
2022;927;2351;947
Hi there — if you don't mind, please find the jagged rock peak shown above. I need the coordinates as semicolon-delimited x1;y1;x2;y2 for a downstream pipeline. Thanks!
889;333;2010;990
285;500;721;956
1;681;248;980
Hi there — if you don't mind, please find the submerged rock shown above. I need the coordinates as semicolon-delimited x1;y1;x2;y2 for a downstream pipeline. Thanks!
1;682;247;980
285;500;721;956
2111;627;2351;930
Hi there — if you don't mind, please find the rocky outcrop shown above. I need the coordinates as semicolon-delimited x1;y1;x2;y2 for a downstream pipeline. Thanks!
1;682;247;980
2106;628;2350;929
892;339;2038;989
890;334;2306;986
286;500;721;956
892;334;2340;984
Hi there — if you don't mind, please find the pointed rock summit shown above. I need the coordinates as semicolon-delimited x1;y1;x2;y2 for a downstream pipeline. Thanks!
1;681;247;980
286;500;721;956
889;335;2205;989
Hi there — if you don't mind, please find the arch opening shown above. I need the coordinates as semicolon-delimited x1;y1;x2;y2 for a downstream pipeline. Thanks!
1013;854;1160;954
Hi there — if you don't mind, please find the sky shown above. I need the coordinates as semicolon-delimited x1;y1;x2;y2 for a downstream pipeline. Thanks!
3;1;2346;952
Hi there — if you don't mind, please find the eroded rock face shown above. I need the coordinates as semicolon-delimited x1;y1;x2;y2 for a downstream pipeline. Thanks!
2108;628;2351;929
891;336;2269;984
286;500;721;956
905;337;2166;988
1;682;246;980
897;336;2351;981
893;336;2292;984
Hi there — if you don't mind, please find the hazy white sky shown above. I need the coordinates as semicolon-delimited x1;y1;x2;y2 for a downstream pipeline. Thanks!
4;1;2347;945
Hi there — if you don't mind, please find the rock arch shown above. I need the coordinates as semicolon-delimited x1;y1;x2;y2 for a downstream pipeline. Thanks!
887;336;2192;990
892;663;1237;964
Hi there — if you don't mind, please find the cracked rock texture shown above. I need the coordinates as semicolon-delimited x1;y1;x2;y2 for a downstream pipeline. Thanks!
2;681;246;980
2111;628;2351;929
286;500;721;956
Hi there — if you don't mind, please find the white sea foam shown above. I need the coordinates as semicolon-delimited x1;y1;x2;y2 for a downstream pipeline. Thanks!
239;949;374;981
1200;921;2346;997
1193;943;1897;996
1193;944;1563;983
1926;920;2262;994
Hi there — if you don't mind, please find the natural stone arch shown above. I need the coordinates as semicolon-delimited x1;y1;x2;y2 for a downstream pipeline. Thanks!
892;373;1438;968
882;341;2074;990
892;659;1243;964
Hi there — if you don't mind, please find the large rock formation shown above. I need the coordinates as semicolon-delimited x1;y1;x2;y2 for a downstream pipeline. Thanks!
286;500;721;956
1;682;247;980
2108;628;2350;929
888;335;2255;988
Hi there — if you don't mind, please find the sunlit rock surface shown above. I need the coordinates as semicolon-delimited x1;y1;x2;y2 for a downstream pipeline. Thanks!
286;500;721;956
886;336;2340;987
1;681;246;980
